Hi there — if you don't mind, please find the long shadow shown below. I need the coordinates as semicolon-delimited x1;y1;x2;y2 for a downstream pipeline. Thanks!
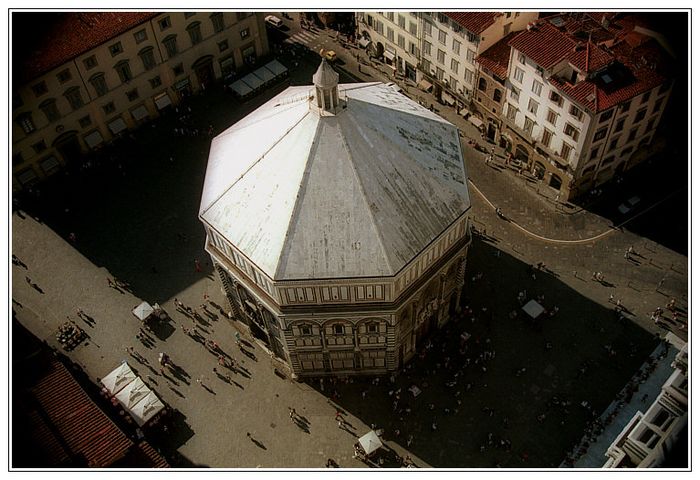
299;238;657;468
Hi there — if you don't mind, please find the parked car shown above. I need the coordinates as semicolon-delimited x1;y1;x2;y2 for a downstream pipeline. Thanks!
265;15;284;28
320;48;337;62
617;195;641;214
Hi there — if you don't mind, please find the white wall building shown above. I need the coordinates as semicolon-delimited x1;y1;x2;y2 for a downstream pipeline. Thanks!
604;343;688;468
501;14;673;199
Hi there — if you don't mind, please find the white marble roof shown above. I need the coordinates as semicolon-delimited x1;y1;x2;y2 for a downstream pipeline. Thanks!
200;79;470;281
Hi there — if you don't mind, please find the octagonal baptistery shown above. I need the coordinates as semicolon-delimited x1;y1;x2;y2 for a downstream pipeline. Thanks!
200;60;471;377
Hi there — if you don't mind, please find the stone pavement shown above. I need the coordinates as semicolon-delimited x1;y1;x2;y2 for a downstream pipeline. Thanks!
572;338;680;468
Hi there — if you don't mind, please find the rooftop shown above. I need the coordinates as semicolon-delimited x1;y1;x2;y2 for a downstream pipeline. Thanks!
445;12;502;35
200;64;470;281
22;357;168;467
476;32;519;79
14;12;157;82
509;13;672;112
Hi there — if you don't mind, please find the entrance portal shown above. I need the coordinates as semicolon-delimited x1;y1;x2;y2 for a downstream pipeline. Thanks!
192;56;215;90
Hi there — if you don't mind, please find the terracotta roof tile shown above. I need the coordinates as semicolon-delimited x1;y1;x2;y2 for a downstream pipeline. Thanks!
445;12;502;35
509;21;577;69
25;358;169;468
18;12;157;81
30;360;132;467
476;32;518;79
509;14;670;113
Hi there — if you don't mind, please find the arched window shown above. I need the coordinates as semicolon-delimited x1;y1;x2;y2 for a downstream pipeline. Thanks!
187;21;202;45
139;46;157;70
39;98;60;122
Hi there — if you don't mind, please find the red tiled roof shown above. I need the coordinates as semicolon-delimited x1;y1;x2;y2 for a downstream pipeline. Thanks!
476;32;518;79
30;359;133;467
26;358;169;468
445;12;502;35
509;15;670;113
509;21;577;69
18;12;157;81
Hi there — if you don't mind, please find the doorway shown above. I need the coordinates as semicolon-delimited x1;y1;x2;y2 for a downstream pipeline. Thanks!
192;56;215;90
52;131;82;168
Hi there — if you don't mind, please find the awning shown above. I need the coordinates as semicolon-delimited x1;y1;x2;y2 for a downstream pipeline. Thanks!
469;116;485;129
131;104;149;121
522;299;545;319
459;108;469;117
358;430;383;455
418;78;433;92
265;59;288;77
108;117;127;134
132;301;155;321
230;79;253;97
442;92;456;106
17;168;38;185
383;49;396;61
101;362;137;395
242;72;264;91
254;65;276;84
154;92;172;110
174;77;191;90
130;391;165;426
358;38;370;48
39;156;60;174
84;130;104;149
244;299;258;310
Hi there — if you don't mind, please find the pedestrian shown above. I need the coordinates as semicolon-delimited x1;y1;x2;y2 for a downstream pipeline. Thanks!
407;434;413;447
290;408;296;420
203;292;209;301
194;259;201;272
337;419;344;429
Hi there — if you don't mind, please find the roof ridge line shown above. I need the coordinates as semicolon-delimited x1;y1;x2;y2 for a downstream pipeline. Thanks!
201;109;313;216
338;113;394;274
273;117;323;280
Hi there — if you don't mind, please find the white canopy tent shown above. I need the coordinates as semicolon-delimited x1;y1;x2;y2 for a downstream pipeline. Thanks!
115;376;151;410
242;73;264;91
522;299;545;319
101;362;136;395
132;301;155;321
265;59;288;78
230;79;253;97
254;65;276;84
469;116;485;129
358;430;383;455
130;391;165;426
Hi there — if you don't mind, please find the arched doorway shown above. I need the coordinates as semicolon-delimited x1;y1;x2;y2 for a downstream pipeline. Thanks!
487;120;497;141
549;173;562;190
52;131;81;168
192;55;215;90
374;42;384;59
515;144;529;163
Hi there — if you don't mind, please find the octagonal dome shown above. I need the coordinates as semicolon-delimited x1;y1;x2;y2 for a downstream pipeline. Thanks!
200;67;470;281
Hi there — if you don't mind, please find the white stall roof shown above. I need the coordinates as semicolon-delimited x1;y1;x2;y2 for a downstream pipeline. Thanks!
265;59;288;77
130;390;165;426
101;362;136;395
254;65;276;83
132;301;154;321
230;79;253;97
115;376;151;410
242;72;264;91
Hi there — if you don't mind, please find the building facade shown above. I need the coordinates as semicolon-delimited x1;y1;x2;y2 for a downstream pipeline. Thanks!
355;11;537;110
473;32;518;142
500;13;673;199
12;12;270;191
604;343;688;468
200;63;472;377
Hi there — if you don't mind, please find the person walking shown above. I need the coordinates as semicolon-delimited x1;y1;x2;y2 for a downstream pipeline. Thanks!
194;259;202;272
